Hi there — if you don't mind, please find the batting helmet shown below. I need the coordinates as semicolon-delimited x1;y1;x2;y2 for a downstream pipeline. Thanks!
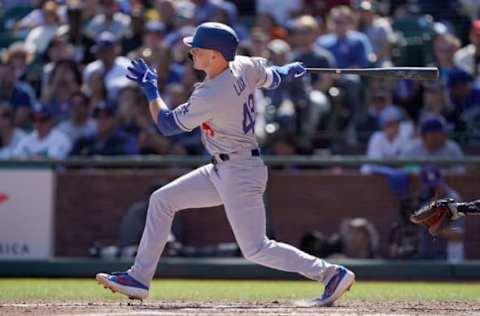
183;22;239;61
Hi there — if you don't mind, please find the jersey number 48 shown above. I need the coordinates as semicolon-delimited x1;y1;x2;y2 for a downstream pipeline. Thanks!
242;93;255;135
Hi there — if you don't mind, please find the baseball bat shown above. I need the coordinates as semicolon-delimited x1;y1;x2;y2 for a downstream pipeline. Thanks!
305;67;439;81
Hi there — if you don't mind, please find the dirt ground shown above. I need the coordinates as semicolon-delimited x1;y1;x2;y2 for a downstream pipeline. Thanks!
1;300;479;316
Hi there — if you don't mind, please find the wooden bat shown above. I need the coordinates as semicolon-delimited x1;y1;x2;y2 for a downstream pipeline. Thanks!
305;67;439;81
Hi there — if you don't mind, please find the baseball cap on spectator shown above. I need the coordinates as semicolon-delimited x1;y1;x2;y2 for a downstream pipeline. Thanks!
92;101;117;118
420;116;448;135
91;32;117;53
420;166;443;188
379;105;402;128
447;68;473;89
145;21;166;35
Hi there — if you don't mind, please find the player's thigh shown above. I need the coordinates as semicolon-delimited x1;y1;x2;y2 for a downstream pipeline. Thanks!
212;159;268;250
152;164;222;211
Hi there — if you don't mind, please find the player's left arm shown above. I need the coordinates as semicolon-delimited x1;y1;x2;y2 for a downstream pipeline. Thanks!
126;58;183;136
253;58;307;90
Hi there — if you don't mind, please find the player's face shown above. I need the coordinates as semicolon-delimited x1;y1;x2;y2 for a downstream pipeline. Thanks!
190;48;215;70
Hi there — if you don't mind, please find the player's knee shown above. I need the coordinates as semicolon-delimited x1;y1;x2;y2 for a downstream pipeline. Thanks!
149;188;176;216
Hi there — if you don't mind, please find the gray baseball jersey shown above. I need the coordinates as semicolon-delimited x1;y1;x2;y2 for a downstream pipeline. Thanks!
172;55;270;155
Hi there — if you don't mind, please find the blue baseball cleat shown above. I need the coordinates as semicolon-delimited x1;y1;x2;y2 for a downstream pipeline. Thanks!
311;267;355;307
296;267;355;307
96;272;149;300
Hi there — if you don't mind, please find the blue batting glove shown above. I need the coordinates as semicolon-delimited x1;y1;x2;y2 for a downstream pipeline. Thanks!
273;62;306;83
126;58;160;102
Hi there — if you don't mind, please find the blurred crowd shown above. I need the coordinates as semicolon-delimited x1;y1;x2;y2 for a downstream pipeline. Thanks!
0;0;479;162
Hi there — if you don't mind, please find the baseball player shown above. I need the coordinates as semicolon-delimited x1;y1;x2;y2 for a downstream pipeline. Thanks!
96;22;355;306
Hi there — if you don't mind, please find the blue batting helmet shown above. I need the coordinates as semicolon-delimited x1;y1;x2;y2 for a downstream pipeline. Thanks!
183;22;239;61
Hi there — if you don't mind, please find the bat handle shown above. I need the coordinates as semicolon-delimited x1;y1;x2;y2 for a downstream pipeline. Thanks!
457;200;480;216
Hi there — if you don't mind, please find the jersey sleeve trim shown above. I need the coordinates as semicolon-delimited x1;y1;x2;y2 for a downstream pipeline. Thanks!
261;68;281;89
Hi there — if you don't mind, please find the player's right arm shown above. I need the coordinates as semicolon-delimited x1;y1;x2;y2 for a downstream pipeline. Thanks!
126;58;215;135
126;59;184;136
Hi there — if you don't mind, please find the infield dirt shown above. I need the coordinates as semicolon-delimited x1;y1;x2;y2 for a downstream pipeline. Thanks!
1;300;479;316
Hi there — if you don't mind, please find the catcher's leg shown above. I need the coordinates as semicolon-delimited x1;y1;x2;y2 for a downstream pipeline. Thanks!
211;158;354;306
97;164;223;299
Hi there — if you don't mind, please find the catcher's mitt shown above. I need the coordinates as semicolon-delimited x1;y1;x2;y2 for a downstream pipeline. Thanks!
409;198;462;236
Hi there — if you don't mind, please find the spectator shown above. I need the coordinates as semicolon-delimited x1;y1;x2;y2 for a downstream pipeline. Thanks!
362;105;414;173
402;116;465;173
82;31;130;102
355;88;391;144
56;91;97;143
420;81;464;139
211;1;249;41
4;42;35;81
286;15;336;149
245;29;270;58
24;0;62;54
192;0;224;24
0;104;27;159
317;5;373;69
446;68;480;144
153;0;177;33
356;0;396;65
83;69;108;107
339;217;379;259
256;0;302;26
127;20;166;61
71;101;138;156
432;32;461;84
83;0;131;41
13;0;67;37
41;59;82;121
0;60;35;129
41;34;76;91
13;107;72;159
416;166;464;262
454;20;480;80
150;41;183;93
116;86;176;155
316;6;373;128
253;13;288;40
120;7;145;55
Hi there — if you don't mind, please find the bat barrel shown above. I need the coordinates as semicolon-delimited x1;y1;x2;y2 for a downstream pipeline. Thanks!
305;67;439;81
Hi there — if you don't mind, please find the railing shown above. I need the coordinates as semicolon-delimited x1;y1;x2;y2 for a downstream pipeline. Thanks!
0;155;479;168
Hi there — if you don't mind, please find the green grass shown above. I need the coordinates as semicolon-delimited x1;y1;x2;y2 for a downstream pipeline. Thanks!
0;279;479;302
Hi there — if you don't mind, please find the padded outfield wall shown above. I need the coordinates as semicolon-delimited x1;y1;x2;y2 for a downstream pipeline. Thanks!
53;168;480;259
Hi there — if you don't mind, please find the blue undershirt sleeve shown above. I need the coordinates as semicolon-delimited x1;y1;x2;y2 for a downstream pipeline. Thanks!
156;110;185;136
